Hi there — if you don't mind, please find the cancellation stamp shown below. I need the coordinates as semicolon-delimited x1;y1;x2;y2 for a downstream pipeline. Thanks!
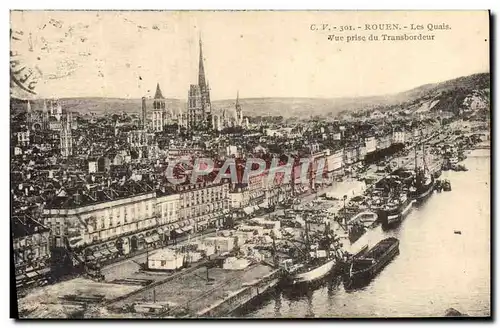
10;29;43;97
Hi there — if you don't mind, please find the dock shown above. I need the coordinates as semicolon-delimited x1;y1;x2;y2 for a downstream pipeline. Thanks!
196;269;280;317
107;262;278;317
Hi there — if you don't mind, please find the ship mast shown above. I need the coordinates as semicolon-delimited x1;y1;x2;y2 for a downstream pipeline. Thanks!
414;140;418;173
304;213;310;261
271;231;278;267
422;130;428;173
324;217;331;259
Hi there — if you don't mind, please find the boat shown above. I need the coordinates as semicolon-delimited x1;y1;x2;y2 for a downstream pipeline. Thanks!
280;220;342;286
349;211;378;228
281;257;337;285
413;168;435;202
433;168;442;179
435;179;443;192
442;179;452;192
392;169;415;186
451;164;468;172
345;237;400;288
380;192;414;228
348;223;366;243
412;136;435;203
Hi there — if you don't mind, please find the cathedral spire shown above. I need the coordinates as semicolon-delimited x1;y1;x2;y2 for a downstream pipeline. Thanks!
154;83;164;99
198;35;207;91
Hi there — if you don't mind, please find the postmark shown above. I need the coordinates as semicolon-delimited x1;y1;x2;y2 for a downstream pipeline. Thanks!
10;28;43;98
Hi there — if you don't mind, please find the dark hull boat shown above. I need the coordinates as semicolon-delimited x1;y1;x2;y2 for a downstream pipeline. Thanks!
442;179;452;192
345;237;399;289
414;175;435;202
347;211;377;243
412;136;435;203
348;224;366;244
380;193;414;229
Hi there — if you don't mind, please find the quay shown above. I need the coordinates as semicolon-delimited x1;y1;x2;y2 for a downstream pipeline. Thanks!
195;269;280;317
108;262;277;318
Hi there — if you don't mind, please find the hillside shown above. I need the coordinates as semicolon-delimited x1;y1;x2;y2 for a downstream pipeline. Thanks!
11;72;490;118
396;72;490;114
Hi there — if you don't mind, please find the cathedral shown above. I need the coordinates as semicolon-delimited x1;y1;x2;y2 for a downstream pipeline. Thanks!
26;99;77;132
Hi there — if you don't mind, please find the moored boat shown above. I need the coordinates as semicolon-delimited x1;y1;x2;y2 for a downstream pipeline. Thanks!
281;256;337;285
380;192;414;228
411;132;436;203
348;211;378;228
413;168;435;202
442;179;452;191
280;219;343;287
433;168;442;179
435;179;443;192
345;237;400;289
348;223;366;243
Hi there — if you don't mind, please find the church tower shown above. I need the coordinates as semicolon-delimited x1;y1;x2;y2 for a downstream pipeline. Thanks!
42;99;49;130
54;100;62;122
188;84;202;129
49;99;55;116
152;83;166;132
60;115;73;157
235;91;243;126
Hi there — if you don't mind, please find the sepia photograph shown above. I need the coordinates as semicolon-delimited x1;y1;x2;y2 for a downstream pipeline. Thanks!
9;10;491;319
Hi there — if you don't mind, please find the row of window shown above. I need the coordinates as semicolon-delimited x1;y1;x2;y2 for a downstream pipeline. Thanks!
92;201;155;229
88;218;158;241
180;196;226;208
14;245;50;264
180;202;228;220
182;187;227;198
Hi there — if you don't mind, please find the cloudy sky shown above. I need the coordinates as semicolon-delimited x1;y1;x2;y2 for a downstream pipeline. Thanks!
10;10;489;100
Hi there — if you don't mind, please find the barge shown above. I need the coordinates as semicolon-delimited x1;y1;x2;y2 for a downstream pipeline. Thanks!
345;237;400;289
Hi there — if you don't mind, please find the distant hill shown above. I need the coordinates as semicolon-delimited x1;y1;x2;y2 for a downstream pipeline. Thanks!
394;72;490;114
11;72;490;118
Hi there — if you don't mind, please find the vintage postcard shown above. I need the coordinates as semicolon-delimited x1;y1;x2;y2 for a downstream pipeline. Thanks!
10;10;490;319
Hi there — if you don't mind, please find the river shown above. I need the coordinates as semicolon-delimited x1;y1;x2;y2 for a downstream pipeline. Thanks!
239;149;491;318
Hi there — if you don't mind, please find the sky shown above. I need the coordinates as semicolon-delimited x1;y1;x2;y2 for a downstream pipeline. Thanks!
10;10;490;100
